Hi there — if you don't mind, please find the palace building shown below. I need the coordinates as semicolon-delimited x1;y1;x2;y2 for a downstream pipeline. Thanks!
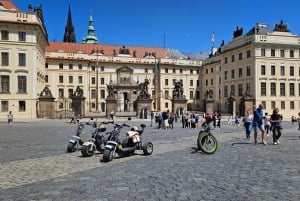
1;0;300;119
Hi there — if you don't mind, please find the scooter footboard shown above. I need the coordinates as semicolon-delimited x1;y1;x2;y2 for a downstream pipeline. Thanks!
105;141;118;150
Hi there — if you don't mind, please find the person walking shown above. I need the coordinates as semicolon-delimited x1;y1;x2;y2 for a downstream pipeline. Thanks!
270;108;283;145
253;104;267;145
70;112;76;124
243;110;253;139
264;113;271;137
7;111;13;127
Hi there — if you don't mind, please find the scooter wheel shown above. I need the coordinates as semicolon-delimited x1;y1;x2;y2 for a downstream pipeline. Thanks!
81;144;94;157
103;149;113;162
67;142;75;153
142;142;153;155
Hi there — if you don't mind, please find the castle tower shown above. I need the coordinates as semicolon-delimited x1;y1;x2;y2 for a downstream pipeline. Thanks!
82;15;98;44
63;5;76;42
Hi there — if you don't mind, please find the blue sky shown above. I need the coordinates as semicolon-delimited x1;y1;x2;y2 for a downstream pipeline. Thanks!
13;0;300;53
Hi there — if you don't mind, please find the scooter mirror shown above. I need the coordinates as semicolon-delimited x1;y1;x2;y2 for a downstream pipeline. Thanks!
140;124;146;128
128;117;131;121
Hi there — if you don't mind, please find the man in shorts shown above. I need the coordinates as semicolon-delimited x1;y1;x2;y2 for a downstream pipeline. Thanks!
253;104;267;145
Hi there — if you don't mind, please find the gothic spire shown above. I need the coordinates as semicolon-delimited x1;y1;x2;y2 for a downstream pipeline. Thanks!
82;15;99;44
63;5;76;43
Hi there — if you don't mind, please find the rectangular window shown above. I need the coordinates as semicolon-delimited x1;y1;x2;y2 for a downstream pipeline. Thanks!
196;91;200;99
190;69;193;74
290;101;295;109
165;68;168;73
280;49;285;57
231;69;235;79
271;101;276;109
246;66;251;76
0;75;9;93
78;76;83;84
58;88;64;99
1;30;9;40
261;82;266;96
230;85;235;97
45;75;48;83
238;84;243;96
18;53;26;66
59;75;63;83
165;79;168;86
180;69;183;73
261;65;266;75
281;101;285;110
68;89;73;98
225;57;228;64
45;63;48;68
165;102;168;108
197;69;200;74
205;79;208;86
261;48;265;56
270;82;276;96
224;86;228;97
59;63;63;69
271;49;275;57
100;78;104;85
18;31;26;41
190;80;193;86
231;55;235;62
210;79;213;85
69;64;73;70
18;76;27;93
280;66;285;76
211;68;213;73
91;77;95;85
238;68;242;77
144;68;148;73
1;52;9;66
91;89;96;99
173;69;176;73
290;66;294;76
19;100;26;112
69;76;73;84
206;69;209;74
247;50;251;58
165;90;169;99
78;64;83;70
280;83;285;96
196;80;199;86
100;89;105;99
100;66;104;71
1;100;8;112
290;50;294;58
290;83;295;96
224;71;228;80
239;52;242;60
271;65;276;76
190;91;194;99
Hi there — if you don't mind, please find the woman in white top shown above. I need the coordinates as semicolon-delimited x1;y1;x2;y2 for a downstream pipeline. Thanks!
244;110;253;139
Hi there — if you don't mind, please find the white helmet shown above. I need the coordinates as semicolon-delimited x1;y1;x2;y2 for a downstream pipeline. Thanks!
131;126;138;131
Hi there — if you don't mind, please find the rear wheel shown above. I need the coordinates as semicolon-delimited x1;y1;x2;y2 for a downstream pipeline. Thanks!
197;132;218;154
67;142;75;153
103;149;114;162
142;142;153;155
81;144;95;157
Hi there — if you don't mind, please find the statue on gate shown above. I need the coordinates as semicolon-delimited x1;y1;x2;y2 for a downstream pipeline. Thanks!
138;79;151;99
172;80;185;99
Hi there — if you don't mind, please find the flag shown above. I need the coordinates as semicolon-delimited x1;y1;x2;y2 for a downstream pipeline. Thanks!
211;32;215;43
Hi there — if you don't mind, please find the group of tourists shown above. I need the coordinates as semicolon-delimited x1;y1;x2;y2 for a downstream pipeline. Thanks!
243;104;283;145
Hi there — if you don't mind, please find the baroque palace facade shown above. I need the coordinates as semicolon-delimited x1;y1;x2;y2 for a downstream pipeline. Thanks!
1;0;300;119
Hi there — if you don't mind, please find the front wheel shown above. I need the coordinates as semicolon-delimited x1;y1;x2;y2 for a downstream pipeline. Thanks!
67;142;75;153
103;149;114;162
81;144;95;157
197;132;218;154
142;142;153;155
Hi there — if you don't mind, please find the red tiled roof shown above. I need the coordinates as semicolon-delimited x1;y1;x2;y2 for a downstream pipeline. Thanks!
46;42;170;59
0;0;20;12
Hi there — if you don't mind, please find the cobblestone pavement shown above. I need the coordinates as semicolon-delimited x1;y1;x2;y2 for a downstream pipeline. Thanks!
0;119;299;201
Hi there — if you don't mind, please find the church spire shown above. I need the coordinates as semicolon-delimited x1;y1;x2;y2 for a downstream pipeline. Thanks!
82;15;99;44
63;5;76;43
